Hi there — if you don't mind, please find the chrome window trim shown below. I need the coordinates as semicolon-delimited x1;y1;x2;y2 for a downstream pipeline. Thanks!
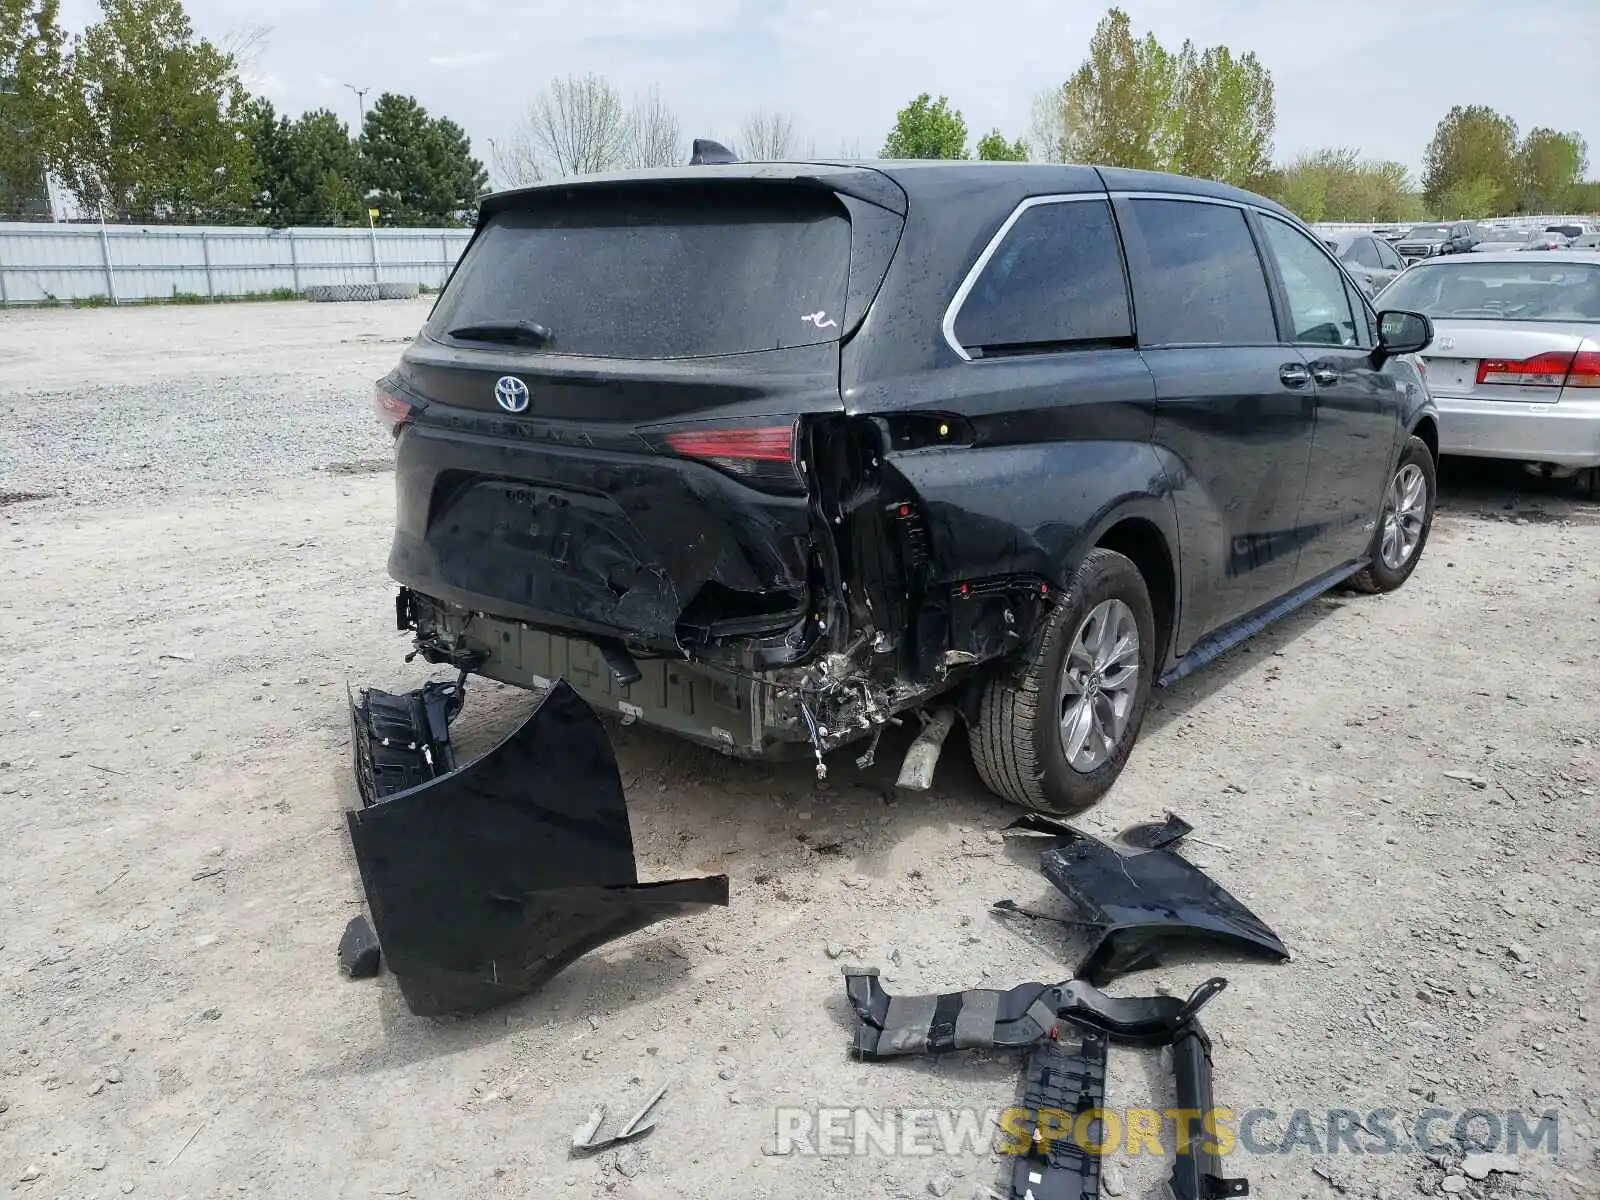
940;192;1113;362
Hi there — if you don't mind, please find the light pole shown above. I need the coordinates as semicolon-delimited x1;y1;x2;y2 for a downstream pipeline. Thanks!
344;83;369;129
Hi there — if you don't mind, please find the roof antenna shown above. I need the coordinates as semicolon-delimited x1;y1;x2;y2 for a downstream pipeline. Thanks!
690;138;739;166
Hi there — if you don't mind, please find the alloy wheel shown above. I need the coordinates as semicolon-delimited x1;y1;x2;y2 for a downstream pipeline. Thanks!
1380;462;1428;570
1058;598;1142;773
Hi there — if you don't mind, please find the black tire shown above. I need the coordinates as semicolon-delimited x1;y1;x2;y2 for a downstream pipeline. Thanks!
1349;435;1436;594
968;548;1157;815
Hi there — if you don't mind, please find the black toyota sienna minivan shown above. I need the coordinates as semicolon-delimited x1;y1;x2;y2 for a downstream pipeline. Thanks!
371;159;1438;814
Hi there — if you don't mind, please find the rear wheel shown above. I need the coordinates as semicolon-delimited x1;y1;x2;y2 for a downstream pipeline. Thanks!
1349;435;1435;594
969;549;1156;815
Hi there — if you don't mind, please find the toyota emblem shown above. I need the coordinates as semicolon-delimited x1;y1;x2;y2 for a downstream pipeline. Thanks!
494;376;530;413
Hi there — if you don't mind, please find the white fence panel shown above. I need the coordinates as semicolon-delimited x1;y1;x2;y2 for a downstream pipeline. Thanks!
0;221;473;305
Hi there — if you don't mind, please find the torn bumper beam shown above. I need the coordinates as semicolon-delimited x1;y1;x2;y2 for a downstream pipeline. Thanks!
346;678;729;1016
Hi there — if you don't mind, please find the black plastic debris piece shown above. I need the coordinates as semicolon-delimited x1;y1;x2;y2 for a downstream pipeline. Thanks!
842;966;1226;1057
338;914;381;979
349;678;463;805
346;678;729;1017
1006;1030;1108;1200
840;968;1249;1200
1004;813;1288;984
1171;1023;1251;1200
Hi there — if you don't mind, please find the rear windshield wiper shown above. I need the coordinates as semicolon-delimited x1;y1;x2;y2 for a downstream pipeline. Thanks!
446;320;554;347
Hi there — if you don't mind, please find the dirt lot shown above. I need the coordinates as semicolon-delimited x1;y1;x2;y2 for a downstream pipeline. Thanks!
1;301;1596;1200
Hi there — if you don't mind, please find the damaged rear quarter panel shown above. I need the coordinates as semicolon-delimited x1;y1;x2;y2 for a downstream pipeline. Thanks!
844;350;1178;592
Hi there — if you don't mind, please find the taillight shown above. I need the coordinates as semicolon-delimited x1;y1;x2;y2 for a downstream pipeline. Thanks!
663;422;803;492
1475;352;1574;387
1566;350;1600;388
373;384;416;434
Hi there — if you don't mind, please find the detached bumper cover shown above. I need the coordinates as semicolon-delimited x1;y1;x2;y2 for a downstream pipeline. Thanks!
347;678;729;1016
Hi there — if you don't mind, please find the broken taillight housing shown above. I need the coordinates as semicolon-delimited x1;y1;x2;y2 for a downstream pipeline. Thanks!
373;384;417;434
1475;350;1600;388
663;422;804;492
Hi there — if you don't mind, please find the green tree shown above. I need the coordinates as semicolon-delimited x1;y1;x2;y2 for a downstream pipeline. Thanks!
0;0;66;218
1517;128;1587;213
1437;176;1503;220
1421;105;1519;216
361;92;487;226
57;0;255;222
1565;179;1600;213
1168;42;1275;186
881;93;968;159
1037;7;1276;187
1267;148;1422;222
1045;8;1178;170
249;104;365;225
975;129;1027;161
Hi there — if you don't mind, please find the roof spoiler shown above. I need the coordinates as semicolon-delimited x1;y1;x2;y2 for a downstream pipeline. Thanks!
689;138;739;166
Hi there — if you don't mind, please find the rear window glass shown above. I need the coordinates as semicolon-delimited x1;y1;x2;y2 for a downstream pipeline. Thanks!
1377;261;1600;321
428;188;851;359
1123;199;1277;346
952;199;1132;354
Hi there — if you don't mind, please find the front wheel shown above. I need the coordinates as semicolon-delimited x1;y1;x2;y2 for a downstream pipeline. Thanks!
969;548;1156;815
1349;434;1436;594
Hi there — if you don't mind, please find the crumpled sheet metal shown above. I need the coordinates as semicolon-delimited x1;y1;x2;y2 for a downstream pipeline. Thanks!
347;679;730;1016
1006;812;1288;984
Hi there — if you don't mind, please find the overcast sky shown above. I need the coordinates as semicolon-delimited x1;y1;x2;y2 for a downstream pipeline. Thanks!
58;0;1600;187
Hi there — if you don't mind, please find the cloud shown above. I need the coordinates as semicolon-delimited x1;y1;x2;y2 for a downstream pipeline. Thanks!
428;51;503;70
60;0;1598;178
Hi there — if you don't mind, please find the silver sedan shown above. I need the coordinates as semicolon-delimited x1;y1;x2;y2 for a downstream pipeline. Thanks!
1373;252;1600;469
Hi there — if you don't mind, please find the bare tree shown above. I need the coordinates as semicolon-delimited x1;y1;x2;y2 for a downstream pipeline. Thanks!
510;72;629;180
220;23;272;72
1028;87;1070;164
623;86;682;168
739;110;799;161
493;131;543;188
835;138;866;160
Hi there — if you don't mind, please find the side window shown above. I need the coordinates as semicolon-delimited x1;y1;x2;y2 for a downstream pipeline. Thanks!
952;199;1132;355
1376;239;1405;271
1350;238;1383;269
1122;199;1277;346
1259;217;1359;347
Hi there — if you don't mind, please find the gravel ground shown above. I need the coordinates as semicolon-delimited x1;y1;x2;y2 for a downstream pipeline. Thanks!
0;301;1596;1200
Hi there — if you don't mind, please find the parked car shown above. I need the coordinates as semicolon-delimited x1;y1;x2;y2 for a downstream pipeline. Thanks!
375;161;1439;815
1568;233;1600;250
1373;251;1600;475
1544;222;1595;241
1323;230;1409;295
1472;228;1571;253
1396;221;1483;261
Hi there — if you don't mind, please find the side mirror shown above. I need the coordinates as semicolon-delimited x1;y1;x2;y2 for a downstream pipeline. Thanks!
1376;309;1432;359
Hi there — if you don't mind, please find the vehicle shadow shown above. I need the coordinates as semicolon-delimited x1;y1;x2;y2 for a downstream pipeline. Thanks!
1434;455;1600;522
